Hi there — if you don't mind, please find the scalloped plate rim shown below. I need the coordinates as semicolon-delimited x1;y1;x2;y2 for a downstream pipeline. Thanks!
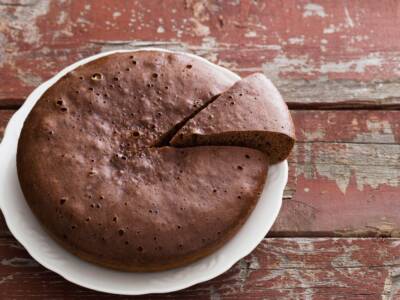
0;48;287;295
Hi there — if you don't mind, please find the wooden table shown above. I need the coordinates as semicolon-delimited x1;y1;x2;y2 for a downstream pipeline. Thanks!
1;1;399;298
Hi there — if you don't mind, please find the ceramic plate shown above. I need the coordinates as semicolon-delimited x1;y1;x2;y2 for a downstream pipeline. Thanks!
0;49;287;295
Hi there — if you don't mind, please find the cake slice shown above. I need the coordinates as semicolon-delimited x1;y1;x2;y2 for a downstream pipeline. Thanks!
170;73;295;163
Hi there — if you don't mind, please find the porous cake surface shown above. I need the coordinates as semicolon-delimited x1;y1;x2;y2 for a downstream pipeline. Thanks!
17;51;274;271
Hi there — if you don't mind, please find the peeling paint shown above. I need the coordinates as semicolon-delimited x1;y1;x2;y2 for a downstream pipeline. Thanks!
14;0;49;45
244;31;257;38
354;120;396;144
190;18;210;36
320;53;384;74
344;6;354;28
302;127;325;140
303;3;326;18
156;26;165;33
288;36;305;45
295;142;400;193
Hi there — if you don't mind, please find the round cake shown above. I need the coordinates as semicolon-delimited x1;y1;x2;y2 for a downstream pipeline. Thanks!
17;50;295;271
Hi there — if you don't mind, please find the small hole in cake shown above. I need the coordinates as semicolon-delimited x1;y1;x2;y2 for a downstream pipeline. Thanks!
146;83;151;88
118;229;124;236
245;154;250;159
178;244;183;249
124;202;128;206
213;189;217;193
237;195;242;199
157;112;162;117
152;73;158;78
126;68;130;71
180;207;184;211
201;238;206;243
224;190;227;193
101;237;106;241
239;93;243;96
149;209;153;213
91;73;103;81
90;204;95;208
113;77;119;81
109;84;114;89
96;93;100;96
230;101;235;105
132;131;140;137
86;217;90;222
121;156;127;160
75;90;79;94
113;216;117;222
56;100;63;106
60;198;67;205
63;234;67;239
88;87;94;91
153;237;157;241
132;60;137;65
125;241;129;245
79;76;84;80
186;64;192;69
237;165;243;170
165;86;169;90
137;246;143;252
217;231;221;235
71;225;76;229
96;203;101;208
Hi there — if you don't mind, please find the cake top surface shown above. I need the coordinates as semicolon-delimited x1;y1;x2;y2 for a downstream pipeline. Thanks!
17;51;272;271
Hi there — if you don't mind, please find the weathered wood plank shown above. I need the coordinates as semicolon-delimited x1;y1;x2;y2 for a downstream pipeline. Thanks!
1;1;400;107
0;110;14;142
277;110;400;237
1;110;400;237
0;237;398;299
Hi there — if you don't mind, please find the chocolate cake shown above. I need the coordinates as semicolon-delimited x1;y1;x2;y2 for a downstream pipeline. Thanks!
171;73;295;164
17;50;294;271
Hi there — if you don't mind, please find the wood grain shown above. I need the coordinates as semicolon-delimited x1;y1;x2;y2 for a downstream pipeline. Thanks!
278;110;400;237
1;110;399;237
1;0;400;107
0;237;398;299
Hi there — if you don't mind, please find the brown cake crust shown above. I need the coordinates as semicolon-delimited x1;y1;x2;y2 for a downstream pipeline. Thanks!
17;51;269;271
170;73;296;163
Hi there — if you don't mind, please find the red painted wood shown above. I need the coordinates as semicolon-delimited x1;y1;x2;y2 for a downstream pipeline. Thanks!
1;2;399;297
1;1;400;106
0;237;398;299
1;110;399;237
0;110;14;141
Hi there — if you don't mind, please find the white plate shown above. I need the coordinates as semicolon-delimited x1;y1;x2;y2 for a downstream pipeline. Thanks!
0;49;287;295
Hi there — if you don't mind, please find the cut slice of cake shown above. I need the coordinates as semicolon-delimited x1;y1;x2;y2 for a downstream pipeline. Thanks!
170;73;295;163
